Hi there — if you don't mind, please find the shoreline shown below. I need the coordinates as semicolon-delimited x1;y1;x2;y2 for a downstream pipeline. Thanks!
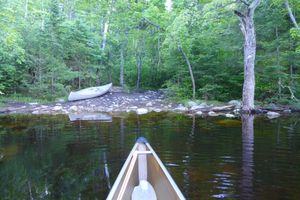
0;91;299;119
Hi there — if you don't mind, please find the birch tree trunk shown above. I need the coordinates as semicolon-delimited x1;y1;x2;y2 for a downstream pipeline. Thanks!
136;53;142;90
25;0;28;18
284;0;299;29
120;46;124;88
178;46;196;99
234;0;261;113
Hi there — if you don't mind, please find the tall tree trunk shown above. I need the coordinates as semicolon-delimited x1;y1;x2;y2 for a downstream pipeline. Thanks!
120;45;125;88
275;27;282;99
284;0;299;29
78;67;81;89
234;0;261;113
41;0;45;30
25;0;28;18
101;20;109;50
178;46;196;99
136;53;142;90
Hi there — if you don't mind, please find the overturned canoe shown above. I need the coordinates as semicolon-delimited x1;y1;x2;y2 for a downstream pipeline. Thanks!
106;137;185;200
68;83;112;101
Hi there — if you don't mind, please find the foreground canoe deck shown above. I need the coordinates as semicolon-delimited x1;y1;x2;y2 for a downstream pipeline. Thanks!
106;138;185;200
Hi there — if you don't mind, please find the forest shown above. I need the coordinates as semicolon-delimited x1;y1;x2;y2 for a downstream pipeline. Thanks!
0;0;299;106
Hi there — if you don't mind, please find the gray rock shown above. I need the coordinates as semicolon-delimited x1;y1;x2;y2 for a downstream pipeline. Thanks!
199;102;208;107
283;109;291;113
228;100;241;108
29;102;39;105
56;98;65;103
52;106;62;111
233;109;240;114
267;111;280;119
32;110;40;114
130;106;138;109
225;113;235;118
174;105;188;112
190;105;205;111
195;111;203;115
136;108;148;115
69;105;78;112
187;101;197;107
208;111;219;117
153;108;162;112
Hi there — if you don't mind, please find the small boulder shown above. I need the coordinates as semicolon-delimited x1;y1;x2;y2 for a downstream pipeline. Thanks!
69;105;78;112
233;109;240;115
52;106;62;111
190;105;205;111
267;111;280;119
32;110;40;114
136;108;148;115
29;102;39;106
56;98;65;103
153;108;162;112
225;113;235;118
195;111;203;115
174;105;188;112
228;100;241;108
187;101;197;107
208;111;219;117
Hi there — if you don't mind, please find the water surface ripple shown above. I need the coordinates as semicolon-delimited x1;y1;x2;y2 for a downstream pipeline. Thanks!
0;113;300;199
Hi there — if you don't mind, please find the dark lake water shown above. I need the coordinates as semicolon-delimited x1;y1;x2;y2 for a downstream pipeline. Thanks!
0;112;300;199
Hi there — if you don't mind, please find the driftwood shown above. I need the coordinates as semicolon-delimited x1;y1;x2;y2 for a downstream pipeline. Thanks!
211;105;235;112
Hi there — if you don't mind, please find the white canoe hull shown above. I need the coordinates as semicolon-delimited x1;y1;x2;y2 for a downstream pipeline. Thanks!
68;83;112;101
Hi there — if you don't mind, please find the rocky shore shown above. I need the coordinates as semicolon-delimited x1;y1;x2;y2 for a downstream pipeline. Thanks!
0;90;298;119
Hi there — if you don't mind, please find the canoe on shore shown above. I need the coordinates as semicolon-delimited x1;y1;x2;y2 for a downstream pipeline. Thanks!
68;83;112;101
106;137;185;200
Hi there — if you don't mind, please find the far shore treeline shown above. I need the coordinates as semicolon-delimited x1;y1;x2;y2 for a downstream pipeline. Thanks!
0;0;299;106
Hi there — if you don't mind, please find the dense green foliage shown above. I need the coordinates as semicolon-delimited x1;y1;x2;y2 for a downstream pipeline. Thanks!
0;0;299;102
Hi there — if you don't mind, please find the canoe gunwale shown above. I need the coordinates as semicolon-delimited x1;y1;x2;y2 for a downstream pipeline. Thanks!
106;143;139;200
106;140;185;200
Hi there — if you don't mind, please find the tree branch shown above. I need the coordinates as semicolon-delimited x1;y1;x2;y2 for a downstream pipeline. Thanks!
237;0;250;6
249;0;261;10
284;0;299;29
279;81;299;102
234;10;245;18
234;10;246;35
143;17;161;29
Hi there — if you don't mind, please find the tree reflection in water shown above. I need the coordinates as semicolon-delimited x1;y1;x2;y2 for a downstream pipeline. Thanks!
241;114;254;200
